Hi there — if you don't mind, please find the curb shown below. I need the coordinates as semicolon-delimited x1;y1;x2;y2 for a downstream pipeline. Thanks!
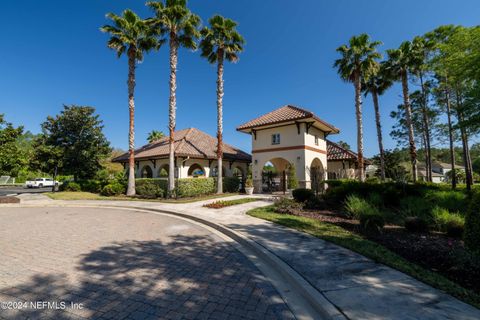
22;203;347;320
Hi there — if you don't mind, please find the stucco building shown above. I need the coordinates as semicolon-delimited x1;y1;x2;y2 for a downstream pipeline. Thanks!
237;105;339;191
112;128;251;180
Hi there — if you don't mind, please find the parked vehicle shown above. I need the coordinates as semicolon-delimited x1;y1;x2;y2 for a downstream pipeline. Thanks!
25;178;59;188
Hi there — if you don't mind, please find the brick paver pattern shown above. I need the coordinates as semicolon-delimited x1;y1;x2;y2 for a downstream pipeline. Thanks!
0;207;294;320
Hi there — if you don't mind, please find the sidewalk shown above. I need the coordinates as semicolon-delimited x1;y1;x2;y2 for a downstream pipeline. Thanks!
6;194;480;319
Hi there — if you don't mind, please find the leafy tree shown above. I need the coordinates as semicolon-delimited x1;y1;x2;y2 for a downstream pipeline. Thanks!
287;163;298;190
334;34;382;182
335;140;351;150
363;62;393;181
0;114;26;177
100;9;159;196
32;106;111;181
147;130;165;143
147;0;201;197
385;41;422;182
200;15;245;194
373;149;409;182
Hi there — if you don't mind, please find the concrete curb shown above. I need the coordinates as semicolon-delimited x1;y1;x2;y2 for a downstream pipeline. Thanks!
16;203;347;320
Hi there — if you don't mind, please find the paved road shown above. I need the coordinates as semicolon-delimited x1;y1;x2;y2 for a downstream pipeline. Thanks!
0;186;49;196
0;207;294;320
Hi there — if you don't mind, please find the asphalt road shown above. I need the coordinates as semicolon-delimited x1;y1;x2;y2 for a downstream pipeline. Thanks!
0;186;51;196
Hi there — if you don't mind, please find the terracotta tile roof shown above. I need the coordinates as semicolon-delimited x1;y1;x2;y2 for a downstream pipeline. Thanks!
113;128;251;162
327;140;371;164
236;105;339;133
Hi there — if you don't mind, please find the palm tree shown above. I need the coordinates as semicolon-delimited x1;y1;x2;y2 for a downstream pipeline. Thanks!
147;0;200;197
101;10;159;196
334;34;382;182
147;130;165;143
199;15;245;194
362;62;393;181
386;41;420;182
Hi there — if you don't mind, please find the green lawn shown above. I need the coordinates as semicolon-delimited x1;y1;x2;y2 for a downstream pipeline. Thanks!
248;205;480;308
203;198;260;209
45;191;239;203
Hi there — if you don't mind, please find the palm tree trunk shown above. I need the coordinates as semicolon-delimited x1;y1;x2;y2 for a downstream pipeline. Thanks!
216;51;224;194
126;47;136;196
354;70;365;182
419;74;432;182
401;70;417;182
168;32;178;197
444;83;456;189
371;88;385;181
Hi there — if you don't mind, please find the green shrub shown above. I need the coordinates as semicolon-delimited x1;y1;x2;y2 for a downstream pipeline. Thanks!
79;179;102;193
136;180;163;198
287;163;298;189
292;188;315;203
425;190;468;214
176;178;216;198
223;176;240;193
432;206;465;237
344;195;377;219
274;197;302;214
101;182;125;196
62;181;81;192
404;216;429;233
359;210;385;236
304;196;326;210
136;178;167;197
399;196;432;222
464;192;480;253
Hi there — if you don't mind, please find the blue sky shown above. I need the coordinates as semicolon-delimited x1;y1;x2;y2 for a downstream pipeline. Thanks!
2;0;479;156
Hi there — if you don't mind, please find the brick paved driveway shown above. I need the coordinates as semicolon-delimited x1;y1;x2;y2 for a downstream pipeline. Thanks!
0;207;294;320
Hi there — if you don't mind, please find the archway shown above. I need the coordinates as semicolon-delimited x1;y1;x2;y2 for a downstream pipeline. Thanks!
310;158;325;195
211;166;226;177
188;163;206;178
262;158;290;193
232;166;244;178
140;165;153;178
158;164;169;177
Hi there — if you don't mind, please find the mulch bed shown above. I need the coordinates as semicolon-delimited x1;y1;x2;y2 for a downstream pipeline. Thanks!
0;196;20;204
286;208;480;294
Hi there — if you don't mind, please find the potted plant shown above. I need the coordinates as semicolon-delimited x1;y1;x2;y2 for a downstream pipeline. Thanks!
245;177;254;195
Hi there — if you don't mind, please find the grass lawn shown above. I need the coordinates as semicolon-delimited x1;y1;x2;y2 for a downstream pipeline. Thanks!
248;205;480;308
203;198;260;209
45;191;239;203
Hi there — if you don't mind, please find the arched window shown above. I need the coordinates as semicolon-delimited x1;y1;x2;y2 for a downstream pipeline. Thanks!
188;164;205;177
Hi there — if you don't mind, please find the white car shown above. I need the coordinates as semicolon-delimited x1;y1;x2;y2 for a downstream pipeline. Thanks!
25;178;59;188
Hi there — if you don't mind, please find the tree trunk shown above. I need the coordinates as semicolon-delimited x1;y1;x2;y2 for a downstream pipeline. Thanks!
455;89;473;191
216;51;224;194
401;70;417;182
444;84;456;189
419;74;432;182
371;88;385;181
354;70;365;182
126;47;137;196
168;32;178;197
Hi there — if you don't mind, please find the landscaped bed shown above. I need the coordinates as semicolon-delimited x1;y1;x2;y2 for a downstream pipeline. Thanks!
203;198;259;209
248;181;480;308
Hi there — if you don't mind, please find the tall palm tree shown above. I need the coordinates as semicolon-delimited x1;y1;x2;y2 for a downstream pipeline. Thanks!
147;0;200;197
386;41;420;182
147;130;165;143
334;34;382;182
362;62;393;181
199;15;245;194
101;10;159;196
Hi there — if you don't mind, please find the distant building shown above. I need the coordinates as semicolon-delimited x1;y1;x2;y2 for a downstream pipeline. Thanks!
418;161;465;183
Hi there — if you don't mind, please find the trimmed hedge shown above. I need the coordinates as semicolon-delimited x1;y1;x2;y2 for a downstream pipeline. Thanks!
136;180;164;198
177;178;216;198
223;176;240;193
292;188;314;203
136;178;168;197
101;182;125;196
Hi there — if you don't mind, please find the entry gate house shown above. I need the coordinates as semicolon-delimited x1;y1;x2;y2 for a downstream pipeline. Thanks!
237;105;340;193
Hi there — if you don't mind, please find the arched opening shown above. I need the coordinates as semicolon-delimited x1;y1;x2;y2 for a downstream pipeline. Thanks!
211;166;226;177
310;158;325;195
232;166;244;178
262;157;290;193
188;163;206;178
158;164;169;177
141;165;153;178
